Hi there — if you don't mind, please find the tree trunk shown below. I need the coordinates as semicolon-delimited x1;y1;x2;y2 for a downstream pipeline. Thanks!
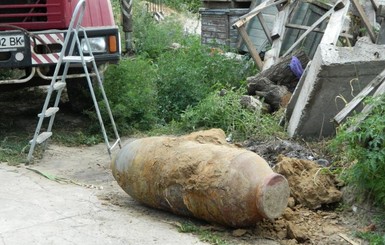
247;50;310;94
252;77;291;111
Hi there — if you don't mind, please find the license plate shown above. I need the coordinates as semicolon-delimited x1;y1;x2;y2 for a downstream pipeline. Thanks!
0;35;25;49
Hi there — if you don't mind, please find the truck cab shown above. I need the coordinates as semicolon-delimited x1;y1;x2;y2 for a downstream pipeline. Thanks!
0;0;121;109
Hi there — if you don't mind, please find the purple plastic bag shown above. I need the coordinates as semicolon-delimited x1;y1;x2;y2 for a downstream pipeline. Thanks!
289;56;304;79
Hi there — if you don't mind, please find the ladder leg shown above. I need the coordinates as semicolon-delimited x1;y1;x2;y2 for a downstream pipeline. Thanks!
91;62;122;149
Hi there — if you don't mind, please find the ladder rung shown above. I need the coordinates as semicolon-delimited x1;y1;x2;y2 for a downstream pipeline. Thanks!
63;56;94;63
38;107;59;118
109;138;121;151
53;81;66;91
30;132;52;144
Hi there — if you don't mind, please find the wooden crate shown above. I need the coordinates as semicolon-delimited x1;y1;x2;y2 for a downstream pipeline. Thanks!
200;8;249;48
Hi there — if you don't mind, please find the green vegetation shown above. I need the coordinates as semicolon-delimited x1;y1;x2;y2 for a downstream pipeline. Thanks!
330;95;385;207
94;5;280;142
177;88;285;141
0;135;28;165
132;11;184;59
162;0;201;12
355;231;385;245
155;37;255;122
98;56;158;134
178;222;231;245
329;95;385;243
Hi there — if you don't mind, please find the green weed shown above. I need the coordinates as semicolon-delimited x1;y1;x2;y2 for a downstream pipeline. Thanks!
132;8;184;59
176;88;285;142
355;231;385;245
329;95;385;207
178;222;231;245
162;0;202;13
95;56;158;134
0;136;28;165
156;37;255;122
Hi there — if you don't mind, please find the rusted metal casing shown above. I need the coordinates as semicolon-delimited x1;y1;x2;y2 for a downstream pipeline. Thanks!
111;129;289;227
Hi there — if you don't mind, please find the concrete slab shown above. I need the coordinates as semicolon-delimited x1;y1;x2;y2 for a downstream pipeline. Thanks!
287;37;385;138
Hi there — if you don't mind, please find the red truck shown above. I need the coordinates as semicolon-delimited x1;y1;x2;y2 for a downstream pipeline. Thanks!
0;0;122;109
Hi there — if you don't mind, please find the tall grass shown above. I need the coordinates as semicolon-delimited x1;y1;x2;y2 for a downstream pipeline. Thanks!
329;95;385;207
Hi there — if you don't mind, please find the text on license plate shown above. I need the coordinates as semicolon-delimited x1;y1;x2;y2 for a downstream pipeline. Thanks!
0;35;25;49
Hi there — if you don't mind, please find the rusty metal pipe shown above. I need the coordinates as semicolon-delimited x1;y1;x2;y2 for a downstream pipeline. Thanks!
111;129;289;227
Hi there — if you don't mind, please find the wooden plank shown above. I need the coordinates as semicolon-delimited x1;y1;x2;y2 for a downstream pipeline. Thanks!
321;0;350;45
377;18;385;44
282;0;344;57
379;5;385;17
237;25;264;69
334;67;385;124
257;12;273;44
263;4;290;70
347;79;385;132
285;23;353;39
338;233;360;245
304;0;335;10
370;0;379;11
350;0;377;43
233;0;287;28
236;0;258;49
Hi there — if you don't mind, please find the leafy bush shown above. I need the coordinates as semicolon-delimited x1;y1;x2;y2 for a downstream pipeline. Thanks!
156;37;255;122
329;95;385;207
96;56;158;134
162;0;202;13
132;7;184;59
176;88;285;141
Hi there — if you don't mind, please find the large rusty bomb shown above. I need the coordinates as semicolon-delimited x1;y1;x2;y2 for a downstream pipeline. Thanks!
111;129;289;227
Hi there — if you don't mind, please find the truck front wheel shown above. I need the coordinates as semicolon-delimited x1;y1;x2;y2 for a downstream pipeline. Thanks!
66;77;94;113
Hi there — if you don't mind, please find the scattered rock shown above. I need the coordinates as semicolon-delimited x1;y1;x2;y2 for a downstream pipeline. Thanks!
286;221;309;243
287;197;296;208
283;208;296;221
243;139;315;166
240;95;264;112
274;156;342;209
232;229;248;237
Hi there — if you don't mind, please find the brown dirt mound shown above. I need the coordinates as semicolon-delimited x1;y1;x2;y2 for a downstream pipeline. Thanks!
274;156;342;209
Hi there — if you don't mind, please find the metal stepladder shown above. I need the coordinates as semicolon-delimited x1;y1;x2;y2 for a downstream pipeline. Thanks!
27;0;121;163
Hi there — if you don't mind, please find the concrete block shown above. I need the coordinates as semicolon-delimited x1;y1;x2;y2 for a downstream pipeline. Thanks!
287;38;385;138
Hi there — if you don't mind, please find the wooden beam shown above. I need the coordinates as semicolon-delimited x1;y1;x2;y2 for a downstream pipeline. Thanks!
347;78;385;132
350;0;377;43
257;12;273;44
237;0;259;49
237;25;264;69
263;4;290;70
370;0;379;11
377;18;385;44
334;67;385;124
321;0;350;45
282;0;345;57
232;0;288;28
285;23;353;39
379;5;385;18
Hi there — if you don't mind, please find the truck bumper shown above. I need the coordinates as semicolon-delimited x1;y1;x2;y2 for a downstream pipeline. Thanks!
0;27;120;68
